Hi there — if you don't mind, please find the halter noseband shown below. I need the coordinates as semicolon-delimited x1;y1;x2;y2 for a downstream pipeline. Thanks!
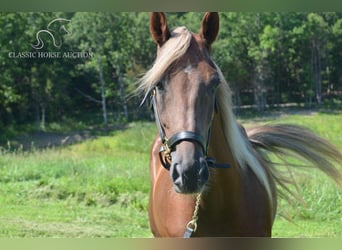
149;88;230;170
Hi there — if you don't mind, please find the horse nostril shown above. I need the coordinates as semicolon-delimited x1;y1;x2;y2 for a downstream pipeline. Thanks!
170;159;209;194
199;166;209;181
171;163;183;186
199;158;210;183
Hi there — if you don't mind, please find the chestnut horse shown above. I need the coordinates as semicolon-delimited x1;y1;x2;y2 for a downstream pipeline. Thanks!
137;12;342;237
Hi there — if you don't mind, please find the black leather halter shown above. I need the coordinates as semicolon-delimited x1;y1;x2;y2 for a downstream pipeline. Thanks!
148;88;230;170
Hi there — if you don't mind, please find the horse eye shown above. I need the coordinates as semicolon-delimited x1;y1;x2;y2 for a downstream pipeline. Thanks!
213;80;220;89
156;80;166;91
156;82;163;91
210;76;221;91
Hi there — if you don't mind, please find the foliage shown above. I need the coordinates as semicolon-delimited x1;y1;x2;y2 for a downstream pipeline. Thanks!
0;12;341;135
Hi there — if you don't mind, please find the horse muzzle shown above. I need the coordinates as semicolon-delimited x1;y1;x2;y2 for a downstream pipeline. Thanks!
169;146;210;194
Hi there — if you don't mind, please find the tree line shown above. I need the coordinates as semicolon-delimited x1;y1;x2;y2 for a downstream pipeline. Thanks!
0;12;341;131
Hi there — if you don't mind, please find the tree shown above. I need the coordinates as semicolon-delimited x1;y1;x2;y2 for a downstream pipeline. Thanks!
0;12;341;135
68;13;153;124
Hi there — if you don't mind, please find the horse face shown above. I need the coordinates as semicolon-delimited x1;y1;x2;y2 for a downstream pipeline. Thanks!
150;13;220;194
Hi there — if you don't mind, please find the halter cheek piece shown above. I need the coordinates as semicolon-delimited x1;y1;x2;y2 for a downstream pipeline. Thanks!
143;88;230;170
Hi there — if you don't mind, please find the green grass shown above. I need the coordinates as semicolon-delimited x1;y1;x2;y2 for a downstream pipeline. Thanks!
0;122;155;237
241;111;342;237
272;169;342;237
0;113;341;237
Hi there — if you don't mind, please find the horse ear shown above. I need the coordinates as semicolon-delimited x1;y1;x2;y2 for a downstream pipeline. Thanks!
150;12;171;47
199;12;219;46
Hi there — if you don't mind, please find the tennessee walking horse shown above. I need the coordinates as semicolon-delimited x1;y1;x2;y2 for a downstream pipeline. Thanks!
137;12;342;237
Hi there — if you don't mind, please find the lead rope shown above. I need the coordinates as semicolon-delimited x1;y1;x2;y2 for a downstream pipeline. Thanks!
183;193;201;238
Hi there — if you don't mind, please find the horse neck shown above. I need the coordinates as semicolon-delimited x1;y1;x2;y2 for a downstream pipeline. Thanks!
208;111;237;168
203;110;245;220
207;110;277;220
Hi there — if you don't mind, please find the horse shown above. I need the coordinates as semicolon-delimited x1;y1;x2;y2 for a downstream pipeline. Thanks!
137;12;342;237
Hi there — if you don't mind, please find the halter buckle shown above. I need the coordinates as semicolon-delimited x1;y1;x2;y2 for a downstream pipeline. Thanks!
159;141;172;170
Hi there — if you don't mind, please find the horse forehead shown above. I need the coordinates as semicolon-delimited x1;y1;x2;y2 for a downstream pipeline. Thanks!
182;53;217;81
182;34;216;76
183;61;216;80
186;35;207;60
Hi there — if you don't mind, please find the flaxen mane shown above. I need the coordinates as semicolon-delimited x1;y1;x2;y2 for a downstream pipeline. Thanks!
136;26;192;94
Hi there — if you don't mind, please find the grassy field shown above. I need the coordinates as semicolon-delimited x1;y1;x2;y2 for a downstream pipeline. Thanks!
0;111;341;237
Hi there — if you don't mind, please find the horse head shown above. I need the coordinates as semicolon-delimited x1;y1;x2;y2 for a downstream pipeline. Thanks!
148;12;220;194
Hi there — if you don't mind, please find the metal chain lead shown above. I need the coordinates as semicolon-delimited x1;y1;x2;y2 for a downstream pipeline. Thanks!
183;193;201;238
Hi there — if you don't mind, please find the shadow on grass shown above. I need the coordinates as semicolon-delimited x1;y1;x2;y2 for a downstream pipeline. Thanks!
1;123;129;152
2;102;341;152
235;104;342;123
